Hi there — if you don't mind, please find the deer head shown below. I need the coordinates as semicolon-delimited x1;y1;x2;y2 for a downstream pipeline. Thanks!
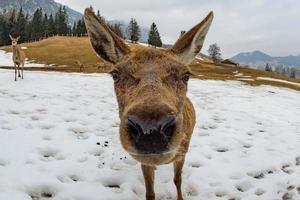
84;8;213;165
9;35;20;47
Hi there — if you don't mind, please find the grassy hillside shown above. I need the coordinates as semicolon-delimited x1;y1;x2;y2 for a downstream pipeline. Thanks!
1;36;300;91
1;36;102;67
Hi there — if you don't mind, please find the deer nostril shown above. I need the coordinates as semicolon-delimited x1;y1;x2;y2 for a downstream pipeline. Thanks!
126;115;176;140
160;115;176;138
125;115;177;154
126;116;143;142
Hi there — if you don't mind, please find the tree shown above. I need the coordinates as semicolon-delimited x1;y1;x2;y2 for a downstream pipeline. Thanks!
290;68;296;78
89;5;94;12
30;8;43;40
180;30;186;38
55;6;69;35
127;18;140;43
208;43;222;63
42;13;49;37
16;7;27;42
108;23;124;38
8;9;17;36
74;18;87;35
96;9;105;22
47;14;56;36
148;22;162;48
265;63;272;72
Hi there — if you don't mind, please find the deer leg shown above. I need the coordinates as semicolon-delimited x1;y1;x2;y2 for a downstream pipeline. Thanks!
14;64;17;81
141;164;155;200
18;64;21;77
21;62;24;79
174;157;185;200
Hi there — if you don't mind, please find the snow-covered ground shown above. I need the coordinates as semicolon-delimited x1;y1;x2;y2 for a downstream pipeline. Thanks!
0;50;46;67
0;70;300;200
256;77;300;87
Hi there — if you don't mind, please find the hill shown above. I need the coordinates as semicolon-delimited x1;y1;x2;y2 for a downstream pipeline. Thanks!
0;0;82;24
0;36;300;91
231;50;300;69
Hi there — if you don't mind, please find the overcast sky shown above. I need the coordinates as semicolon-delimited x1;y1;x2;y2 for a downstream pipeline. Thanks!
56;0;300;58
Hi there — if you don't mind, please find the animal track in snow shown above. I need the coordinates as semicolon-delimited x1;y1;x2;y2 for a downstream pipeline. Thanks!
38;147;63;161
255;188;265;196
36;108;48;114
30;115;41;121
39;124;55;130
0;158;9;166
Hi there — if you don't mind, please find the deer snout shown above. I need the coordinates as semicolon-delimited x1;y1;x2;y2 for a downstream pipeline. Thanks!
126;115;176;154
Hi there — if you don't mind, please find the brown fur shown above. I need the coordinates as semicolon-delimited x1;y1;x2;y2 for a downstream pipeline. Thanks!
84;8;213;200
10;35;26;81
75;60;84;72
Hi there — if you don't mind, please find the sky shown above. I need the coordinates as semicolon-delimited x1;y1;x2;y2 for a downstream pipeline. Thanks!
56;0;300;58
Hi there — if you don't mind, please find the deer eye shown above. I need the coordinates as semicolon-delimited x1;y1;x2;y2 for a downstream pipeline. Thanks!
182;73;191;84
110;70;120;83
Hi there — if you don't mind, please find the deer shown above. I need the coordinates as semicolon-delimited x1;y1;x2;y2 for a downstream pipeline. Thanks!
9;35;26;81
84;8;213;200
75;60;85;72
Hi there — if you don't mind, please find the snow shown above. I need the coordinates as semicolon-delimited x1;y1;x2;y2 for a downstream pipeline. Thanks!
196;56;204;61
236;78;254;81
256;77;300;87
0;50;46;67
0;70;300;200
234;73;244;77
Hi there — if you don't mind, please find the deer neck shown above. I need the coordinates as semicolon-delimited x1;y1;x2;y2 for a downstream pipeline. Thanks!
12;45;20;60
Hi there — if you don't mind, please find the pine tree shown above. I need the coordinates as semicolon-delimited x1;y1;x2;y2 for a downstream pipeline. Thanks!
180;30;186;38
8;9;17;36
290;68;296;78
89;5;94;12
47;14;56;36
265;63;272;72
42;13;49;37
108;23;124;38
0;13;5;45
148;22;162;48
96;9;105;22
127;18;140;43
30;8;43;40
16;7;27;42
75;18;87;36
72;21;77;35
55;6;69;35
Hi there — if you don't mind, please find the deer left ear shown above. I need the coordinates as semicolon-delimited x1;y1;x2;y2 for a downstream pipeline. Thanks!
170;11;214;65
9;34;13;40
84;8;130;64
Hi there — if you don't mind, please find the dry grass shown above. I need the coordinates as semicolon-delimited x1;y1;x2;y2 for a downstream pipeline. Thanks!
1;36;103;67
1;36;299;91
190;60;300;91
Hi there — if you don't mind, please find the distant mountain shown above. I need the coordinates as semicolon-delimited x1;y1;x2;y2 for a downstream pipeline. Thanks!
0;0;82;24
231;51;300;69
0;0;151;42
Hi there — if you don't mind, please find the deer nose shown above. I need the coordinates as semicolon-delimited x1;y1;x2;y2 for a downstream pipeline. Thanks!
126;115;176;154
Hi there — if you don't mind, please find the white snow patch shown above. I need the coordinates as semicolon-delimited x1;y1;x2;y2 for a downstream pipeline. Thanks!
0;70;300;200
0;50;47;67
196;56;204;61
234;73;244;77
236;78;254;81
256;77;300;87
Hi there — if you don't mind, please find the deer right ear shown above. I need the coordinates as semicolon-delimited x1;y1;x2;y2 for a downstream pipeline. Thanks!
84;8;130;64
9;34;13;40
